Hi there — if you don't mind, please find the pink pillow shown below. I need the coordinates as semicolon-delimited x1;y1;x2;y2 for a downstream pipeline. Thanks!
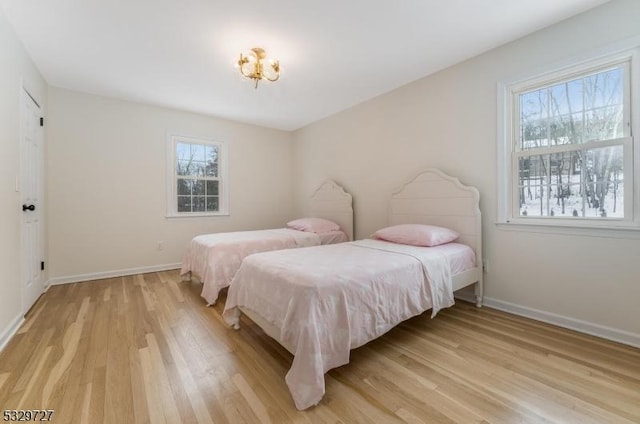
373;224;459;247
287;217;340;233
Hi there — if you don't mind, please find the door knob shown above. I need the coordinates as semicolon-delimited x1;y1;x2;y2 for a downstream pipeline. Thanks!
22;204;35;211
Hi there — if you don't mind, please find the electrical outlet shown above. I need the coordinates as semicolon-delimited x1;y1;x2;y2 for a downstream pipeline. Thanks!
157;241;164;251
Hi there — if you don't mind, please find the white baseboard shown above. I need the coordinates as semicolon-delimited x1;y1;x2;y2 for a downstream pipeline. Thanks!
0;314;25;353
454;293;640;348
48;263;182;286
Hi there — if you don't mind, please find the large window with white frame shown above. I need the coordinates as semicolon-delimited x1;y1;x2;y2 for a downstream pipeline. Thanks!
499;49;639;229
166;134;228;217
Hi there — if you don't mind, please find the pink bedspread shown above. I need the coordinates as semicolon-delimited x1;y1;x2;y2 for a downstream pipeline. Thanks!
222;239;457;410
180;229;325;305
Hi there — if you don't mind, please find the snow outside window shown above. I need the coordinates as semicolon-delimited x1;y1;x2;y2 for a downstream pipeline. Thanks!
498;48;640;232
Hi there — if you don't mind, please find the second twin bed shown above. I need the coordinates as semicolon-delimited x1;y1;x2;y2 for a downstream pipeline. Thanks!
180;180;354;305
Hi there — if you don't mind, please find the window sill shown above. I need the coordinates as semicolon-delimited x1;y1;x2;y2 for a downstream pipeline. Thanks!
495;220;640;239
166;212;230;219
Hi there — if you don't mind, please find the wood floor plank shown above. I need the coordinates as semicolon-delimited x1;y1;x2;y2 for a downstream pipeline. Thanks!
0;373;8;392
128;344;150;424
10;328;54;393
41;296;89;406
104;297;135;424
139;346;168;424
81;295;109;385
1;270;638;424
144;333;182;424
232;373;273;424
155;313;213;424
16;346;52;409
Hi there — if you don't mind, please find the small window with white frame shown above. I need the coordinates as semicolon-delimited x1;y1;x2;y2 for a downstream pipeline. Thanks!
166;134;228;217
499;48;638;229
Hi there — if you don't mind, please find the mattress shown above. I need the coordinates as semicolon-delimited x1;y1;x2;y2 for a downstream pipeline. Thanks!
434;242;476;275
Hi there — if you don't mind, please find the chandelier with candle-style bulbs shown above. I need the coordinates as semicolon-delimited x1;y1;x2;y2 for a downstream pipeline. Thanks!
237;47;280;88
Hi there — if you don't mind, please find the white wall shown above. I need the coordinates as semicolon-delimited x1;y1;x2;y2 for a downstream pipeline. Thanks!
0;9;47;343
47;87;293;281
292;0;640;342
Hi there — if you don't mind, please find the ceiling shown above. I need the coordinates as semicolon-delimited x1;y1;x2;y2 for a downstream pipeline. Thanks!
1;0;610;131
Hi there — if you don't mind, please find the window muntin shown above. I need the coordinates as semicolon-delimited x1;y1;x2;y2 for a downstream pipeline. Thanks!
512;61;632;221
167;135;227;217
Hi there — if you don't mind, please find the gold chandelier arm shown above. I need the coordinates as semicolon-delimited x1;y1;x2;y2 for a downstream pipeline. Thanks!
239;67;255;78
264;61;280;82
238;55;255;78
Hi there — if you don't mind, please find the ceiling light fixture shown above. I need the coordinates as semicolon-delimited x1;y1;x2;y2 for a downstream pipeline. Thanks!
237;47;280;88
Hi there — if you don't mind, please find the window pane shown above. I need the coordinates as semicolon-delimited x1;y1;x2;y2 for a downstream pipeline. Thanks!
192;196;206;212
550;83;570;119
176;143;191;162
519;66;626;150
583;145;624;218
518;155;548;186
176;160;192;176
177;137;214;175
550;184;583;217
519;154;549;216
586;181;624;218
193;180;205;195
206;145;218;164
584;104;624;142
206;196;219;212
195;161;207;177
177;196;192;212
519;184;549;217
549;151;576;215
583;68;623;110
177;178;192;196
520;90;548;149
206;180;219;196
519;146;624;219
206;162;218;177
549;80;582;146
191;144;206;162
205;145;218;177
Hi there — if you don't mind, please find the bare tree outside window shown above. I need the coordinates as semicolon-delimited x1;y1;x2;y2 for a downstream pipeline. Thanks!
176;142;220;213
516;65;627;219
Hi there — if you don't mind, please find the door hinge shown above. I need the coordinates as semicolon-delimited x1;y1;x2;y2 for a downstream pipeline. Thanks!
41;261;45;271
40;117;44;127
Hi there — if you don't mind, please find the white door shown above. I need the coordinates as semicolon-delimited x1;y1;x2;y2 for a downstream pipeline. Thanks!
21;88;45;314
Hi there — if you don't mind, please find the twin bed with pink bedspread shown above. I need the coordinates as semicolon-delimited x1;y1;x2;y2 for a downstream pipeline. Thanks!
181;228;348;305
221;169;484;410
180;180;354;305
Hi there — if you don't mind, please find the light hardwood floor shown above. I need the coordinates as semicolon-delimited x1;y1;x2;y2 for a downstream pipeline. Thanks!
1;270;639;423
